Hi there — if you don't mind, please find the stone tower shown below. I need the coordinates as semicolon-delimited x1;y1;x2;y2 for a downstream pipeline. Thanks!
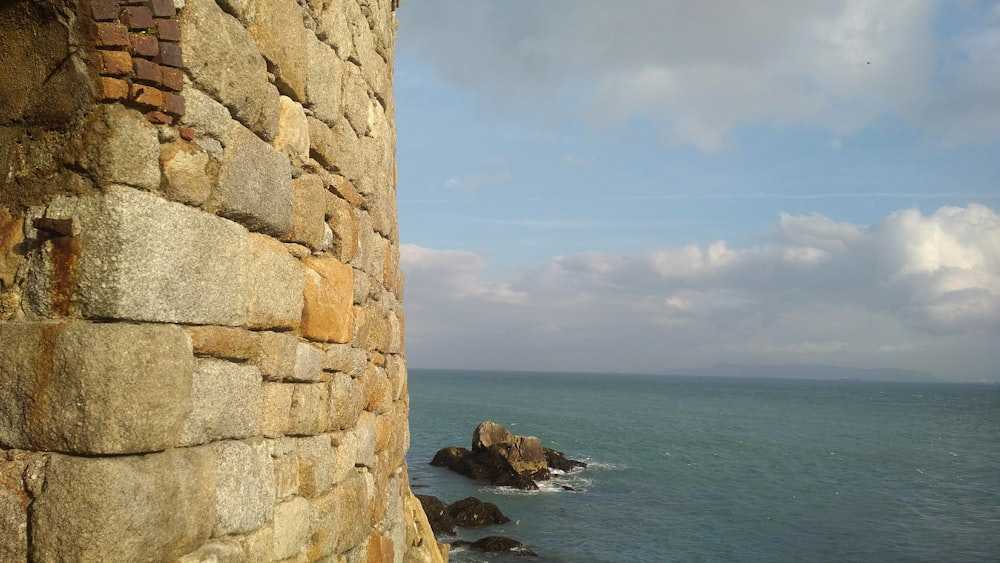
0;0;445;560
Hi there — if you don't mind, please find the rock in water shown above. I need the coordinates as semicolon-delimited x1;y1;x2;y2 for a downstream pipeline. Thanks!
445;496;510;527
430;421;586;490
472;421;513;451
469;536;538;557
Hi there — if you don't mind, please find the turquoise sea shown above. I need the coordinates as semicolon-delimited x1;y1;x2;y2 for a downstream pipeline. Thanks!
405;369;1000;562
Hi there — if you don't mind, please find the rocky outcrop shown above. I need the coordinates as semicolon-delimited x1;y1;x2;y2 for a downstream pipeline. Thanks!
431;421;587;490
416;494;510;535
454;536;538;557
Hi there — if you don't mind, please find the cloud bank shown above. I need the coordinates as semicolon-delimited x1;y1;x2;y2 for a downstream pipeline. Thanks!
400;204;1000;380
399;0;1000;150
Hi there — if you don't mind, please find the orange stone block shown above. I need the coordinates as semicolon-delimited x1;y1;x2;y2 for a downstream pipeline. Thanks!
301;257;354;343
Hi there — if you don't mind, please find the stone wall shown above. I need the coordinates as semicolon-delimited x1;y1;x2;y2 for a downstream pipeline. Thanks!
0;0;445;560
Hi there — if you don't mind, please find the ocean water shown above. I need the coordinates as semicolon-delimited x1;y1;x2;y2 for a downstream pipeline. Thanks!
405;369;1000;563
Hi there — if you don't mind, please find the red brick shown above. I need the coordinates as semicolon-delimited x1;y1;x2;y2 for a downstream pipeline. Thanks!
130;83;164;108
160;66;185;91
154;18;180;42
158;42;183;68
150;0;175;17
133;57;162;83
99;77;129;101
120;6;154;29
179;127;196;141
95;22;129;47
145;110;174;125
130;33;159;57
91;0;120;21
162;92;185;116
98;50;132;76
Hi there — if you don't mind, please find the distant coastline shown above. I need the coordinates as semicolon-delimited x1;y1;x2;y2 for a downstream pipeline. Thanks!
409;364;1000;384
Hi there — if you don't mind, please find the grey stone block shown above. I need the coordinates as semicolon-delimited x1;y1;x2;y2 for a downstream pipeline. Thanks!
323;343;366;376
247;233;304;330
305;32;343;126
294;342;324;382
214;438;275;537
182;359;262;446
272;497;311;560
295;434;335;497
328;372;364;431
180;0;279;140
256;331;299;380
81;105;161;190
0;321;194;454
30;186;250;325
216;123;294;237
30;448;215;562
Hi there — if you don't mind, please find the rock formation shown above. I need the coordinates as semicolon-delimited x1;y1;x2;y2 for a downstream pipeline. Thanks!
431;421;586;490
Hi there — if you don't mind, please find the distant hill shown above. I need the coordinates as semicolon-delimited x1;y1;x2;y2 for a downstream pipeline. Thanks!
666;363;940;382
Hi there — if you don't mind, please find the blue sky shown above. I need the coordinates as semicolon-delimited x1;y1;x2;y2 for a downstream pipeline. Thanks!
393;1;1000;381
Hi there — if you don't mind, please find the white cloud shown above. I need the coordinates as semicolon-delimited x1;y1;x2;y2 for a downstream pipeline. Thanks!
400;204;1000;378
443;170;511;191
399;0;1000;150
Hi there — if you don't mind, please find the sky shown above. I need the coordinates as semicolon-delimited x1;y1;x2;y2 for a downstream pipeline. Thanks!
392;1;1000;381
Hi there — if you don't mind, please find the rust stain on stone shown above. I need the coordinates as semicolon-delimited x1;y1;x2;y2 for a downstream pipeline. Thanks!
26;323;64;449
49;234;80;317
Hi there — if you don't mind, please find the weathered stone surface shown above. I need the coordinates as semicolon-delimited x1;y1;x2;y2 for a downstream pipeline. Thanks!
307;115;364;182
160;140;212;206
30;448;215;561
330;430;359;484
180;0;280;140
294;342;325;382
0;2;94;125
342;64;372;137
189;325;261;361
305;32;343;126
178;540;245;563
273;497;311;559
296;434;336;497
0;322;193;454
301;257;354;343
256;331;300;380
29;186;250;325
354;411;377;468
324;343;367;376
247;233;304;329
181;359;262;446
273;96;310;165
0;207;24;290
314;0;354;60
283;174;328;250
214;439;275;537
247;0;308;101
0;452;37;563
215;123;294;237
78;105;161;191
288;383;330;435
326;194;359;262
328;372;365;430
405;489;450;563
360;361;390;414
179;86;234;141
331;471;371;553
261;383;293;438
269;437;299;501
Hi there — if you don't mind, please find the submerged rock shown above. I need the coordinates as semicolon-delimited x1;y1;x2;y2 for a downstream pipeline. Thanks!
415;494;511;536
466;536;538;557
431;421;586;490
